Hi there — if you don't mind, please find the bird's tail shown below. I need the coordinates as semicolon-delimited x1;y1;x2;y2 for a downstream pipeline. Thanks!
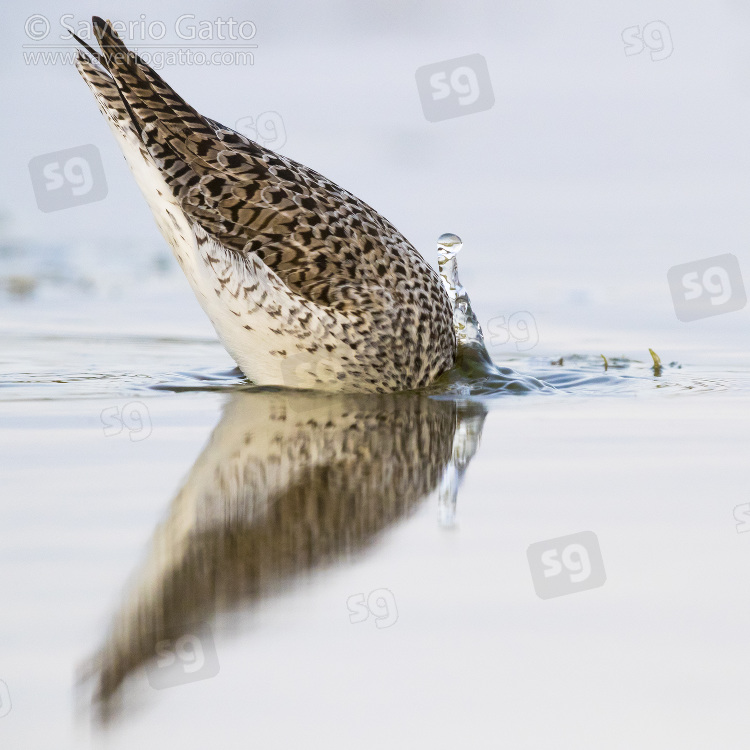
72;16;286;254
73;27;133;138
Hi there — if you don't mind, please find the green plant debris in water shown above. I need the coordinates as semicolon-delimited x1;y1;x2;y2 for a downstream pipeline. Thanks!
649;348;662;376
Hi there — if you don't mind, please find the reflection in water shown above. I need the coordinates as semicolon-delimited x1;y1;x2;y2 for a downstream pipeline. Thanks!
82;390;486;722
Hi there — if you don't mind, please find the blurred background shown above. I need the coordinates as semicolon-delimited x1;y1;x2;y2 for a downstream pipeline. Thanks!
2;0;748;363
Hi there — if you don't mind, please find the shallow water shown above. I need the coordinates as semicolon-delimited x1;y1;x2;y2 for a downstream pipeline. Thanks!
3;326;749;401
2;298;750;749
1;221;750;750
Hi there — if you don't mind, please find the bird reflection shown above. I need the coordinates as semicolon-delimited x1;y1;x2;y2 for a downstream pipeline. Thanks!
82;389;486;722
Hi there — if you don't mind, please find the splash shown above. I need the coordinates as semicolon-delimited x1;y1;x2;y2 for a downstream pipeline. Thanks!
433;233;543;528
434;233;548;394
437;233;484;347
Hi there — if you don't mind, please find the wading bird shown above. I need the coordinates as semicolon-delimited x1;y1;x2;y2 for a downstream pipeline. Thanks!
74;17;455;392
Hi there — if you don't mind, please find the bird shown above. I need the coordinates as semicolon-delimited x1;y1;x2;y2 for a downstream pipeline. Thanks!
73;17;456;393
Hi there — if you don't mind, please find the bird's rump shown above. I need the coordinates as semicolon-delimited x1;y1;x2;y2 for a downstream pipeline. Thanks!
74;16;456;391
82;19;441;310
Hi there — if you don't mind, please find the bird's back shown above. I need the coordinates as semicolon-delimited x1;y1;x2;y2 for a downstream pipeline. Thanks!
75;17;455;392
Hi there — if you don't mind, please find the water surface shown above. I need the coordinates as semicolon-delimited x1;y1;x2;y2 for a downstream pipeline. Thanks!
1;280;750;748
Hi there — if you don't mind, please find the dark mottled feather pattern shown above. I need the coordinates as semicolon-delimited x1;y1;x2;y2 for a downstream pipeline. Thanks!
76;18;455;391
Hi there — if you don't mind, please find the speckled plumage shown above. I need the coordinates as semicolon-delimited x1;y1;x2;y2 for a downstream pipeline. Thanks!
80;391;486;719
75;17;455;392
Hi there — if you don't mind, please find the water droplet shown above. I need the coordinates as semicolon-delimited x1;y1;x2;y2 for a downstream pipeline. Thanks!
437;232;463;261
437;232;462;247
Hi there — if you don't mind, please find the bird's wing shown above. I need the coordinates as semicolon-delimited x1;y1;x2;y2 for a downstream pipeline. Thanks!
80;17;442;314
